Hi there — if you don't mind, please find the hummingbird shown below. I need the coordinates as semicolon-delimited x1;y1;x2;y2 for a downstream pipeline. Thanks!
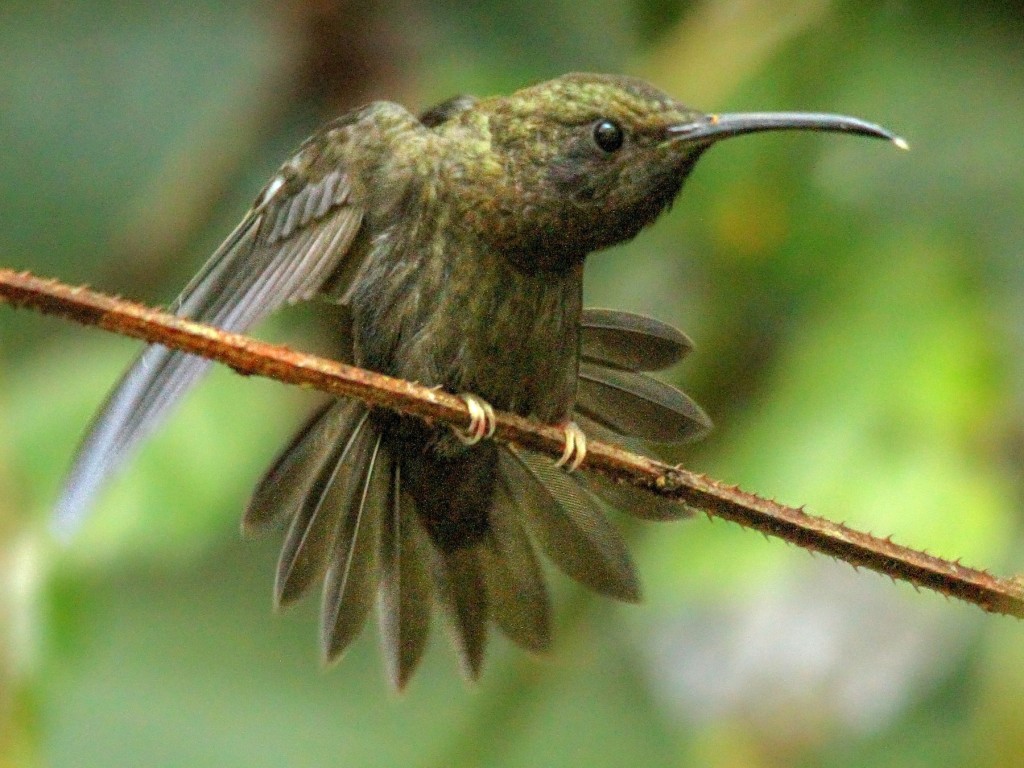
56;73;904;689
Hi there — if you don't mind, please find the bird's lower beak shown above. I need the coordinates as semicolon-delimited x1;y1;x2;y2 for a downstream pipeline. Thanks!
668;112;908;149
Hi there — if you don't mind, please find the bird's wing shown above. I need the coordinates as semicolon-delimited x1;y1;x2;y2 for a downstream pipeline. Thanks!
54;109;410;534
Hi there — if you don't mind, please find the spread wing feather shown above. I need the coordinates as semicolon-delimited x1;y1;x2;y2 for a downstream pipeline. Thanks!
55;147;366;535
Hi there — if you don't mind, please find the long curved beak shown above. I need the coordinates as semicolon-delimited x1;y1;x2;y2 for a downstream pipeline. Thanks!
669;112;908;150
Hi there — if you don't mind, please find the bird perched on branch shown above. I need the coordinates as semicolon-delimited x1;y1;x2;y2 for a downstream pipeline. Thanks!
57;73;904;688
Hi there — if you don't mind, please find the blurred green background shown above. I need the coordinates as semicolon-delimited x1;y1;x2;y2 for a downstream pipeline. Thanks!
2;0;1023;765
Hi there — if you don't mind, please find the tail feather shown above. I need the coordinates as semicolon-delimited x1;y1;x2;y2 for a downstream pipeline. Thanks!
430;543;488;680
583;471;694;522
571;412;647;453
499;448;641;603
576;362;711;443
577;308;710;446
243;400;336;534
378;463;433;691
481;476;552;652
321;432;388;663
274;406;372;608
568;415;692;522
581;309;693;372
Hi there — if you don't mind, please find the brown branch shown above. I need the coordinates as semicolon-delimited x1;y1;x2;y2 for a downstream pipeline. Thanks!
2;267;1022;618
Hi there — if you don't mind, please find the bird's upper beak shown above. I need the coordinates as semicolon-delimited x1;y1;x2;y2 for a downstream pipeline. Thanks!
667;112;908;150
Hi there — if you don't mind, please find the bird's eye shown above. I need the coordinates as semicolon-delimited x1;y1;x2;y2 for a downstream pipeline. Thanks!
592;120;624;153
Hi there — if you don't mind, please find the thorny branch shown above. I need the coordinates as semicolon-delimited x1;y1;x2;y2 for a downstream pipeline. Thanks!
2;267;1023;618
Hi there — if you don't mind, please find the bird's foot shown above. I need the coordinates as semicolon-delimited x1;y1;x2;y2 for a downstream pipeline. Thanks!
555;421;587;472
453;393;496;446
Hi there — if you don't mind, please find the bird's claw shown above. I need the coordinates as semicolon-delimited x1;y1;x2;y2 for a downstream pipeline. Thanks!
453;393;496;445
555;421;587;472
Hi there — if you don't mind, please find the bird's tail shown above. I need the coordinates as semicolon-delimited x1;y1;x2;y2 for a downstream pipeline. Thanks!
241;400;694;689
240;399;634;688
241;308;712;687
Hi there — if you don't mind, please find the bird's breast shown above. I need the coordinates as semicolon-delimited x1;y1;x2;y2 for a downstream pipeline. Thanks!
349;221;582;424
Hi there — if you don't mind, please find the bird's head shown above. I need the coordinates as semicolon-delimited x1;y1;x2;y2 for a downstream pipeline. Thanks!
441;73;904;272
